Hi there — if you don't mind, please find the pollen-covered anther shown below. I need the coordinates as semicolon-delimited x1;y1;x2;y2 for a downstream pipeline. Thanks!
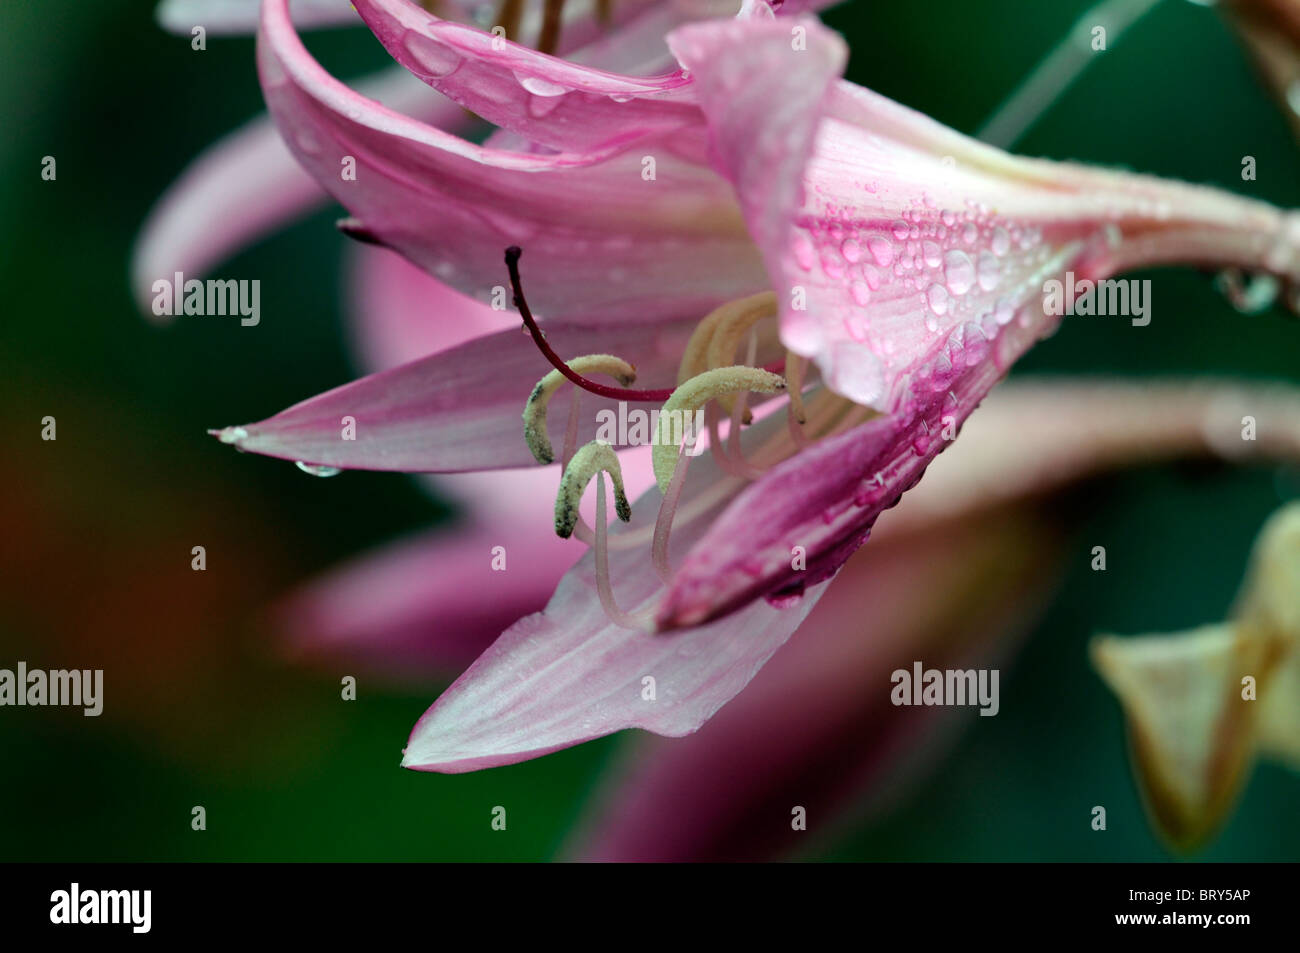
554;440;632;539
653;366;787;492
523;354;637;464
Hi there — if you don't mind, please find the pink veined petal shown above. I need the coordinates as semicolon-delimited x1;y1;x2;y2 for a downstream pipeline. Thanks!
276;453;657;678
211;316;698;472
256;0;768;324
276;473;581;677
653;13;1300;627
571;506;1063;861
132;66;463;317
878;378;1300;537
351;0;703;155
345;244;518;373
156;0;360;34
670;15;1300;410
401;442;828;773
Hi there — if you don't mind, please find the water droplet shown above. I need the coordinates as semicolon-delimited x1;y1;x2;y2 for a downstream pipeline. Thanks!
793;233;815;271
991;226;1010;257
863;264;883;291
1214;269;1279;314
519;75;568;97
922;241;942;268
927;284;950;316
976;251;1001;292
850;280;871;306
943;250;975;295
891;220;910;240
296;462;342;478
993;297;1015;326
941;210;956;227
402;34;462;78
868;236;895;267
840;238;862;263
961;222;977;245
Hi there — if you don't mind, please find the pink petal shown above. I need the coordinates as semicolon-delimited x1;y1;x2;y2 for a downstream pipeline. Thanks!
403;445;827;773
276;453;657;677
277;471;582;677
132;67;464;316
345;244;517;373
352;0;701;154
655;13;1300;626
157;0;360;34
256;0;768;324
212;316;697;471
669;15;1300;410
572;506;1063;861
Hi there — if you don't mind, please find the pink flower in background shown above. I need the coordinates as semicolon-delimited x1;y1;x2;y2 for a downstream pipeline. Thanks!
204;0;1300;776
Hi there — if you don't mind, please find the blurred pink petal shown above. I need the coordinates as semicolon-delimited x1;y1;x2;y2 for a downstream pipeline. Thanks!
211;315;696;471
573;506;1062;861
278;472;582;676
132;67;459;316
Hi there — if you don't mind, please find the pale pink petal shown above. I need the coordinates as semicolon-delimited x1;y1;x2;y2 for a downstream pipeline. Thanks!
212;317;697;471
277;479;577;677
157;0;360;34
132;67;464;316
572;507;1063;861
257;0;767;324
402;446;828;773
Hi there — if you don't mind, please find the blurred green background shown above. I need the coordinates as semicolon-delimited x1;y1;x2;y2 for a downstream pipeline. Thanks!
1;0;1297;860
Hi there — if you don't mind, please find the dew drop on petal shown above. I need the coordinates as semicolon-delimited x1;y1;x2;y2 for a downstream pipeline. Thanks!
961;222;977;245
296;462;342;478
991;226;1010;256
867;236;894;267
943;250;975;295
850;280;871;306
403;34;462;78
927;284;950;316
922;241;942;268
891;220;910;240
841;238;862;263
976;250;1001;292
793;232;815;271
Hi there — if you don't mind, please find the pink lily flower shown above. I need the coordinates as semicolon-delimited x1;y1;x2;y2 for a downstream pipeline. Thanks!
219;0;1300;774
134;0;828;312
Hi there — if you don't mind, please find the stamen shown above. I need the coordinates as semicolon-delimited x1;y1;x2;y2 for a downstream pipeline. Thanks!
677;291;777;380
592;473;652;631
506;247;675;403
595;0;612;26
651;432;694;583
784;352;808;425
653;366;786;492
523;354;636;464
555;440;631;539
725;331;765;478
537;0;565;55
